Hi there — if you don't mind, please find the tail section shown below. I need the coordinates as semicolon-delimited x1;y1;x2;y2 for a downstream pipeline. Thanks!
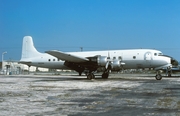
21;36;42;60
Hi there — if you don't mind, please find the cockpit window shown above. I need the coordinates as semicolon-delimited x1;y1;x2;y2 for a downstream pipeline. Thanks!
154;52;163;56
158;53;163;56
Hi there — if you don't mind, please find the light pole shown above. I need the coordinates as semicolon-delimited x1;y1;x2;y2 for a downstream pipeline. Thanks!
2;51;7;71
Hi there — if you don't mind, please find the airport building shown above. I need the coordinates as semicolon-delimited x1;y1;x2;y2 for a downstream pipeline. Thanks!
0;61;48;75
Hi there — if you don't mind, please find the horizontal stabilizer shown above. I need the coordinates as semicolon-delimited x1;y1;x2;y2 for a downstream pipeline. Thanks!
45;50;89;63
18;61;32;65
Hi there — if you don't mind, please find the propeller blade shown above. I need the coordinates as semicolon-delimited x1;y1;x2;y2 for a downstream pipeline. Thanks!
105;61;109;69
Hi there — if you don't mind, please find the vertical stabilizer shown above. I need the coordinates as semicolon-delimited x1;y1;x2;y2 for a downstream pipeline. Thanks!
21;36;42;59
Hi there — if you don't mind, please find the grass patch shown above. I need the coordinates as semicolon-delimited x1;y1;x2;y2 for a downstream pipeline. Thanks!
157;97;174;107
177;101;180;109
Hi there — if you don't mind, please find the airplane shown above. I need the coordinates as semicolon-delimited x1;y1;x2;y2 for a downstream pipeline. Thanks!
19;36;178;80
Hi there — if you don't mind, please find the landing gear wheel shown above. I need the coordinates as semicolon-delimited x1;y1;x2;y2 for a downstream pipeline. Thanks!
87;73;95;80
155;74;162;80
102;72;109;79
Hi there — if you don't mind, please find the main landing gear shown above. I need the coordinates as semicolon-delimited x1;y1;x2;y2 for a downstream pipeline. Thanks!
86;70;109;80
87;73;95;80
102;70;109;79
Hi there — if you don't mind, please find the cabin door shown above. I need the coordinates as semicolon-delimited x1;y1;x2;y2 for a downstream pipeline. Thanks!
144;52;152;67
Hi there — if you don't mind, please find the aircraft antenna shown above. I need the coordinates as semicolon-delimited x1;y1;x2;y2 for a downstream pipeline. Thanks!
80;47;83;52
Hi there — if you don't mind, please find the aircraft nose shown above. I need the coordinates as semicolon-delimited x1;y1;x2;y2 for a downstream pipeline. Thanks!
160;55;178;67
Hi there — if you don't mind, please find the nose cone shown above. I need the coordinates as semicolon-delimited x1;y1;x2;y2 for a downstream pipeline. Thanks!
158;55;178;67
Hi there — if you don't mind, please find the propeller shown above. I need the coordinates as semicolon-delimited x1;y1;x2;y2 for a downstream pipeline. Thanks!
105;51;112;69
105;61;110;69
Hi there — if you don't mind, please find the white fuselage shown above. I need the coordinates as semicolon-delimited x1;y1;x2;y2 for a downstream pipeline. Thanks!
19;36;173;71
21;49;171;70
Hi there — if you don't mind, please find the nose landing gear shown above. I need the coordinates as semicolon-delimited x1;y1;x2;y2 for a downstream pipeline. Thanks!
155;70;162;80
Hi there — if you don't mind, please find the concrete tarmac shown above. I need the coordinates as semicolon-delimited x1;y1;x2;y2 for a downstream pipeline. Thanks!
0;74;180;116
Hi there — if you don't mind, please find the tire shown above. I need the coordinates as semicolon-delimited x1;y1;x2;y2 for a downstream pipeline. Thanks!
87;73;95;80
155;74;162;80
102;73;109;79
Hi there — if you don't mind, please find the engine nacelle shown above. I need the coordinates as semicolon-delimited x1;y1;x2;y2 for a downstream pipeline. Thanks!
111;59;121;70
97;56;108;66
88;55;108;67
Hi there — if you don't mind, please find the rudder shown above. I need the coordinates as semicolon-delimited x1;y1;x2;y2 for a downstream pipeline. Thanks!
21;36;41;59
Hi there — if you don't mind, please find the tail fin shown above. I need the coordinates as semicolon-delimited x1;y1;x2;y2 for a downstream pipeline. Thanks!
21;36;42;59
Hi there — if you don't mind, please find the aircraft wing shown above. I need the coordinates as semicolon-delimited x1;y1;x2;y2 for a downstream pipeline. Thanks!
45;50;89;63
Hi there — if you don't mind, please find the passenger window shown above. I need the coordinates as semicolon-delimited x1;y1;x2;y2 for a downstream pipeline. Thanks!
53;59;55;61
48;59;51;61
133;56;136;59
154;53;157;56
118;56;122;60
113;57;116;59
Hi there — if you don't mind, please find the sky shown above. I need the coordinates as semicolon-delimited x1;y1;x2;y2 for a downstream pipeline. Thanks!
0;0;180;61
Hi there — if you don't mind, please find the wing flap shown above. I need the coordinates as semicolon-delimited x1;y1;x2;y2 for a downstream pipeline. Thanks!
45;50;89;63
